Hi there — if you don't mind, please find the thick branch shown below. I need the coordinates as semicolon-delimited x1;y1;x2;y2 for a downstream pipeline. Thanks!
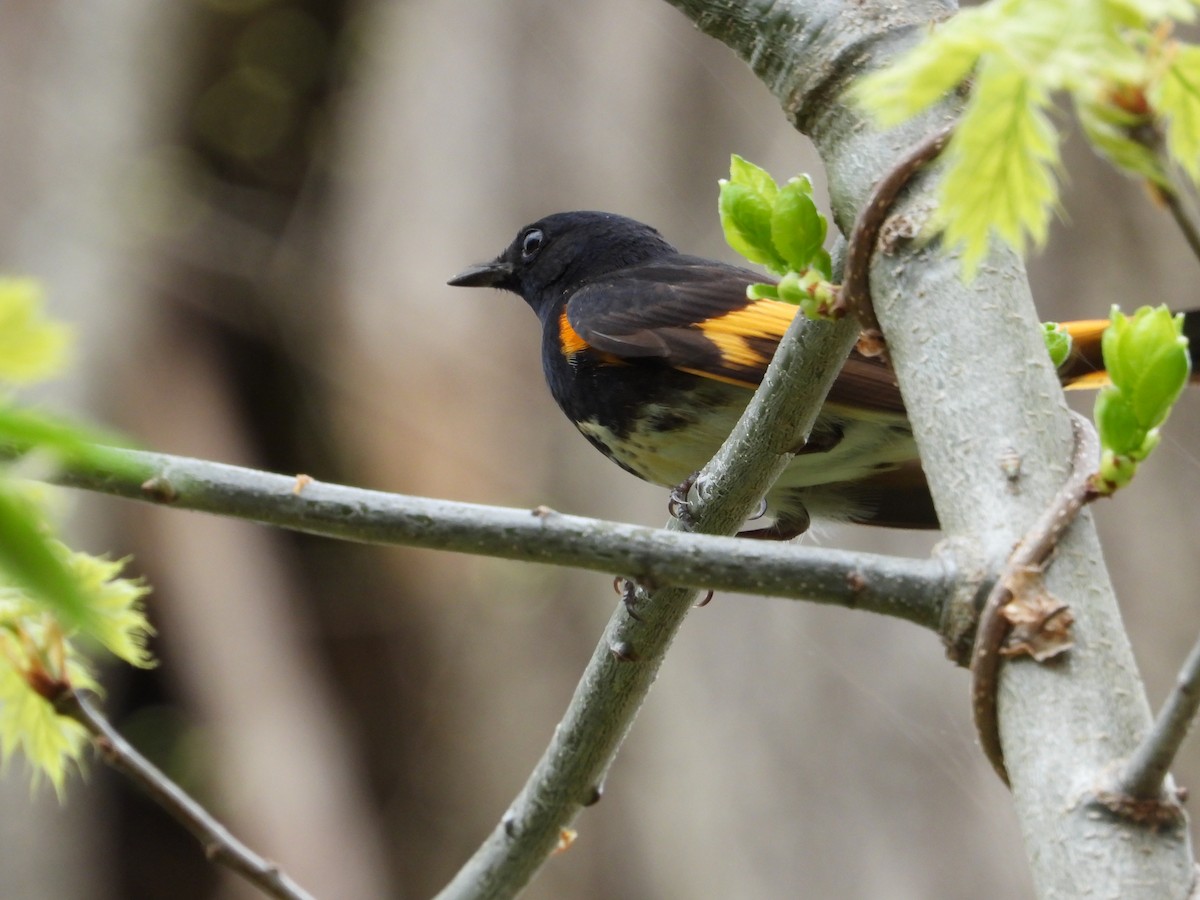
51;445;949;628
663;1;1193;897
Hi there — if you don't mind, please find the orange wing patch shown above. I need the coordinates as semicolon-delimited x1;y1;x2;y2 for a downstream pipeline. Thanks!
559;309;591;356
1063;370;1111;390
1061;318;1110;345
558;310;626;365
1060;318;1112;390
680;299;798;386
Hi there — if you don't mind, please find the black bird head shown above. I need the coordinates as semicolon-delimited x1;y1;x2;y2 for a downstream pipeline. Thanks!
448;211;676;315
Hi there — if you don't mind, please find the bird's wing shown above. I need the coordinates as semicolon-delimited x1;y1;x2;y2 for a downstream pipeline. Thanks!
565;256;907;414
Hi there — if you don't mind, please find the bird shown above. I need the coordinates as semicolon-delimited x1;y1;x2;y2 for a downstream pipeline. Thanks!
449;210;1197;537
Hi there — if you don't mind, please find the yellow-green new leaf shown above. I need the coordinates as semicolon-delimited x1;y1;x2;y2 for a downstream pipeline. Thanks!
939;60;1060;273
1154;44;1200;180
0;279;71;385
0;546;152;793
1106;0;1200;24
854;9;989;124
719;181;786;272
770;177;825;272
728;155;779;202
1078;95;1169;186
0;602;99;796
69;552;154;669
0;661;89;795
1094;387;1145;455
1042;321;1073;368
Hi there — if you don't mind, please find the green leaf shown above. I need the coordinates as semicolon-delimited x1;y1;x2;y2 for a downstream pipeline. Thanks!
0;659;89;795
939;58;1061;274
1101;306;1135;390
1154;43;1200;180
1102;305;1191;427
0;406;126;459
746;282;779;301
810;248;833;280
719;181;786;271
1106;0;1200;25
1124;314;1191;428
851;0;1200;281
0;279;71;385
1041;321;1073;368
1093;305;1190;484
67;552;153;669
776;271;806;306
728;154;779;203
1130;343;1190;427
0;540;153;792
770;177;826;272
1077;94;1169;186
0;488;93;633
1094;387;1145;455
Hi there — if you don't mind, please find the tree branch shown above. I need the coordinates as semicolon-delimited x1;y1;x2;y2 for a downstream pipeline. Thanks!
436;304;863;898
1118;628;1200;802
54;689;315;900
49;444;950;628
1162;186;1200;269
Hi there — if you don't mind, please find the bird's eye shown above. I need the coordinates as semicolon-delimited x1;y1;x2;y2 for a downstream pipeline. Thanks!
521;229;544;260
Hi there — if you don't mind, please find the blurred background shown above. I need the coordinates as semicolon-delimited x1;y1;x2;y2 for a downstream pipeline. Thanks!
0;1;1197;898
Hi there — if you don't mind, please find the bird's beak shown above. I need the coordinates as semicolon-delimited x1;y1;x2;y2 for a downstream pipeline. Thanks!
447;260;513;288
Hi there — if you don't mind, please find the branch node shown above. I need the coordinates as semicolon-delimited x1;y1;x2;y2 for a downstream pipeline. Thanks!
998;447;1023;485
614;578;647;620
934;537;991;667
554;829;577;854
1089;787;1188;832
140;475;178;503
608;641;640;663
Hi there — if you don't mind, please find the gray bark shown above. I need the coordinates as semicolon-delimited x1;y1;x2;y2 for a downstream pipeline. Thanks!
664;0;1195;896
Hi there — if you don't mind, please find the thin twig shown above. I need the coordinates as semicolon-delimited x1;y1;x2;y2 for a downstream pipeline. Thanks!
1119;628;1200;800
838;124;955;345
53;689;316;900
1162;187;1200;268
970;412;1099;785
46;445;951;629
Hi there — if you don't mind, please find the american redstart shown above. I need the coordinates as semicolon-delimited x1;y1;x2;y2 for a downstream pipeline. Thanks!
450;211;1199;536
